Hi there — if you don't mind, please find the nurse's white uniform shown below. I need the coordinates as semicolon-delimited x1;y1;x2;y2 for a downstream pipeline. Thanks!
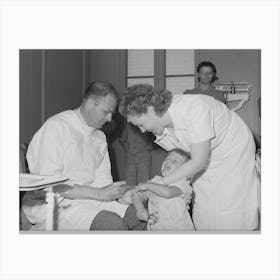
22;109;128;230
155;95;259;230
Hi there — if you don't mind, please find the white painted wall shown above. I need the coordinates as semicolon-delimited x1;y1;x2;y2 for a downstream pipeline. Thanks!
197;49;261;145
20;50;90;144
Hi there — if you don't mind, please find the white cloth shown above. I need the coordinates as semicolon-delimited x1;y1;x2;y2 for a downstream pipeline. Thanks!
155;94;259;230
147;176;194;231
23;108;128;230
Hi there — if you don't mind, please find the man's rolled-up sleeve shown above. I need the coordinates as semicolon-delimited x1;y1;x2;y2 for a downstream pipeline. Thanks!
27;120;65;176
91;147;113;188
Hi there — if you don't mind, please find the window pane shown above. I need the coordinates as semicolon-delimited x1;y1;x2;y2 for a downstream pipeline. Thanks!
128;50;154;77
166;77;194;95
127;77;154;87
166;49;194;75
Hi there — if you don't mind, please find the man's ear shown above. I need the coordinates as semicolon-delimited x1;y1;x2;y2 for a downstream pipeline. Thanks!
93;99;100;106
87;97;99;108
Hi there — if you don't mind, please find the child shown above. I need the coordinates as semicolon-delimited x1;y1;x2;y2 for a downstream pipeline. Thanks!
118;148;194;231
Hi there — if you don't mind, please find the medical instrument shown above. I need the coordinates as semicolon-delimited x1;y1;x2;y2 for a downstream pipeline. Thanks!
213;81;253;111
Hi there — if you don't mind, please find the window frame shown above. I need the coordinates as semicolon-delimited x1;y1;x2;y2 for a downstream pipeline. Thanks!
126;49;198;91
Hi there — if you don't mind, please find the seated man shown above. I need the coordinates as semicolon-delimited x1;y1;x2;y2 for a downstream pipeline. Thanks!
22;81;146;231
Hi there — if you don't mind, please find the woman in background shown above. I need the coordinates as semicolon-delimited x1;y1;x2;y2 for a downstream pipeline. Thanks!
184;61;226;104
119;84;259;230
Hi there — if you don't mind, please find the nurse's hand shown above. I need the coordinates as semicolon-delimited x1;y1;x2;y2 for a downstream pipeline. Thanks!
101;181;127;201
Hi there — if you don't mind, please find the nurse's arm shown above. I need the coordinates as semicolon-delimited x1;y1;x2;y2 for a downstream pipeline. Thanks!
60;181;126;201
137;182;183;199
162;139;211;185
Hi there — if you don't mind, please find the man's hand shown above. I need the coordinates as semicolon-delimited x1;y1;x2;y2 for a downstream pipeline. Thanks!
29;189;46;200
101;181;127;201
51;184;73;195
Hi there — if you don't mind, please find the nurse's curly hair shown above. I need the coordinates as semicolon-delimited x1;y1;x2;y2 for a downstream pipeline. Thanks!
119;84;172;117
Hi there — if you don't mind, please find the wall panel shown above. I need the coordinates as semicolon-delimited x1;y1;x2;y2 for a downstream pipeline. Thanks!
197;49;261;141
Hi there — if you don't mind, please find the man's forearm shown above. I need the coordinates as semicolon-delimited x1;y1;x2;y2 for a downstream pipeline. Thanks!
61;181;126;202
62;185;103;200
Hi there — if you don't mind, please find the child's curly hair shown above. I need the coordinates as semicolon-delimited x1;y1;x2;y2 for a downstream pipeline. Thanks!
119;84;172;117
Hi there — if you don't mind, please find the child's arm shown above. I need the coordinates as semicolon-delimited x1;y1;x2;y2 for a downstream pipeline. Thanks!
131;189;149;221
136;181;183;199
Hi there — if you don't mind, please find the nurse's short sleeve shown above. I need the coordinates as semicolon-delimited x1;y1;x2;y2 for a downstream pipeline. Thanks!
188;101;215;143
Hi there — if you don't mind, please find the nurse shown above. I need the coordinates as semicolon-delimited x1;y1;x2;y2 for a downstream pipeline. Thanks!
22;81;147;231
119;84;259;230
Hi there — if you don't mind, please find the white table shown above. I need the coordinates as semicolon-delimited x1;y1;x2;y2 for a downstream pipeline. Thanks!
20;174;69;231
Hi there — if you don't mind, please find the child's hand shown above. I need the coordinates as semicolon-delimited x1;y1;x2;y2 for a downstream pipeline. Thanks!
151;175;165;184
136;183;149;192
148;211;159;226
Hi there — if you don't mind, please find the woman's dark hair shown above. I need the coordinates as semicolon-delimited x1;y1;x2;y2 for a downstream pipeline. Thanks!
169;148;191;162
196;61;218;83
83;81;118;101
119;84;172;117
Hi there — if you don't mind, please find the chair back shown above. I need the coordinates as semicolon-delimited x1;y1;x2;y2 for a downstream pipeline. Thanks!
19;143;32;230
19;143;29;174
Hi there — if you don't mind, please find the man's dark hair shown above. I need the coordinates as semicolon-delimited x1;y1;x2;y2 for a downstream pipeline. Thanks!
196;61;218;83
83;81;118;101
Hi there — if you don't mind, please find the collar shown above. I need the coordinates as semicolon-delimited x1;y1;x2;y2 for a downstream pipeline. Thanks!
75;107;96;135
155;127;172;142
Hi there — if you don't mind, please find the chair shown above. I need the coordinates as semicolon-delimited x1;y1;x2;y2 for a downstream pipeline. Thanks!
255;149;261;231
19;143;29;174
19;143;32;230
